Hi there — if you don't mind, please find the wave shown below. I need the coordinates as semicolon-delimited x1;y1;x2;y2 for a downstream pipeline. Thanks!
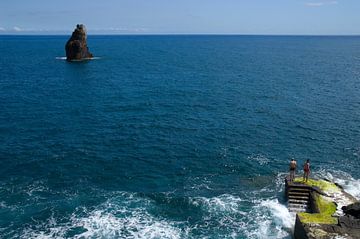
245;199;294;239
17;192;294;239
11;172;328;239
6;171;337;239
317;169;360;200
20;192;183;239
76;209;181;239
55;57;101;60
198;195;293;239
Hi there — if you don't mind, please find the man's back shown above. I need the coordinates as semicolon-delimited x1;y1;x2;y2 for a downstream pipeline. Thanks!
290;160;296;169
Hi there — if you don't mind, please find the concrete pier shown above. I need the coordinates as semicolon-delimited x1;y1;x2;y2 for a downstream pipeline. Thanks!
285;176;360;239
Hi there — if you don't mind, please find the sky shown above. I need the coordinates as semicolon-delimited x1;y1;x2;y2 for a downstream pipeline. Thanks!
0;0;359;35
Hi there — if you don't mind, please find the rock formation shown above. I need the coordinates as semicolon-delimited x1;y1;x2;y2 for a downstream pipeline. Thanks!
342;202;360;219
65;24;93;61
287;177;360;239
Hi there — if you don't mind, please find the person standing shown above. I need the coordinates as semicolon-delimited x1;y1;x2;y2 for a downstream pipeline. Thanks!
303;159;310;182
289;158;297;182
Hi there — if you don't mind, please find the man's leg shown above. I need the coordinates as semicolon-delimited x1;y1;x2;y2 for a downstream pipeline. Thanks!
305;172;309;182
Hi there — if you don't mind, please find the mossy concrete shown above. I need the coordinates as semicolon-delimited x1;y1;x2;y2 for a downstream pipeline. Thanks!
293;178;340;194
289;177;360;239
298;193;337;224
292;178;338;225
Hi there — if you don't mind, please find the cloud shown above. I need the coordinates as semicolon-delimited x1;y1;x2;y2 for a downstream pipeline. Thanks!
306;2;325;6
0;26;149;34
6;27;48;32
13;26;22;31
305;1;338;7
90;27;149;33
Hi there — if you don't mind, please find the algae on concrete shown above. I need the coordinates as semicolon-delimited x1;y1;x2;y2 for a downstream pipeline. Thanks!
293;178;340;193
298;190;338;224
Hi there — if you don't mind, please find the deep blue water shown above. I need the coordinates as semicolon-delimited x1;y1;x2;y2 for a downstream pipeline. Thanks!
0;35;360;238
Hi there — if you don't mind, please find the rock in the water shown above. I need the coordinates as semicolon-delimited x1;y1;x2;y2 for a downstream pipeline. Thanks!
65;24;93;61
342;202;360;219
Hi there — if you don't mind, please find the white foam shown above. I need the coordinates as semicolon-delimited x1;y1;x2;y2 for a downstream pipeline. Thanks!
194;194;245;214
55;56;101;60
18;192;295;239
247;154;270;165
275;172;289;193
260;199;294;230
335;178;360;200
244;199;294;239
25;181;48;197
76;209;181;239
331;236;349;239
193;195;293;239
318;169;360;200
20;193;183;239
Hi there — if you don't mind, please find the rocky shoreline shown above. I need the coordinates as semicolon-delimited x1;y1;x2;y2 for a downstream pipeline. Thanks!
285;177;360;239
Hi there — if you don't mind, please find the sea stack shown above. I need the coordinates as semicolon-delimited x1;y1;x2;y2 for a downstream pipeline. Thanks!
65;24;93;61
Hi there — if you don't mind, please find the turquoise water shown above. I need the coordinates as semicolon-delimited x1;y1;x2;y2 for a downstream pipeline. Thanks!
0;35;360;238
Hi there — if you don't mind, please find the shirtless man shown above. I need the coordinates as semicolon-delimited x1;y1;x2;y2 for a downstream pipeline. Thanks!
289;158;297;182
303;159;310;182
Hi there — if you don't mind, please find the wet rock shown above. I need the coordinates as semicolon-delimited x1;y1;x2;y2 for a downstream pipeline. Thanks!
65;24;93;61
339;215;360;229
342;202;360;219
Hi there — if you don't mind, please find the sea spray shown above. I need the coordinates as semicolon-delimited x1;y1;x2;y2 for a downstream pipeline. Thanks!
318;169;360;200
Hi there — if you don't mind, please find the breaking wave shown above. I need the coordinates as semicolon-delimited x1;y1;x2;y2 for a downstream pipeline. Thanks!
8;172;358;239
318;169;360;200
16;191;294;239
20;192;183;239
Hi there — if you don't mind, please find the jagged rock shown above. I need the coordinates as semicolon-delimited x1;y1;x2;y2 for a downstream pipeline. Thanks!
342;202;360;219
65;24;93;61
339;215;360;229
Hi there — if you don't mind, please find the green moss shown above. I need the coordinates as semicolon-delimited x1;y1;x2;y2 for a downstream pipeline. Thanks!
298;193;338;224
293;178;340;193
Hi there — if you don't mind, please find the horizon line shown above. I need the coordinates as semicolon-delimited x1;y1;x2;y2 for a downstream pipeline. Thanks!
1;33;360;37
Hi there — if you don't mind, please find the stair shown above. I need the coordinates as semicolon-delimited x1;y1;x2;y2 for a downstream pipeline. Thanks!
287;186;311;213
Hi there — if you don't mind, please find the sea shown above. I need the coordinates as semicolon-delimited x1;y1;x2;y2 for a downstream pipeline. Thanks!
0;35;360;239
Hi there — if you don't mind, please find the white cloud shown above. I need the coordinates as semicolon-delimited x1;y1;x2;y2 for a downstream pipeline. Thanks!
0;27;5;31
305;1;338;7
306;2;325;6
90;27;148;33
13;26;22;31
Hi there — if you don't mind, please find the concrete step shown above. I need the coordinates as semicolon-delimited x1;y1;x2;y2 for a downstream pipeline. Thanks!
289;194;310;198
289;207;308;212
288;195;309;199
288;191;309;196
288;203;308;209
288;187;311;193
288;199;309;204
288;195;309;200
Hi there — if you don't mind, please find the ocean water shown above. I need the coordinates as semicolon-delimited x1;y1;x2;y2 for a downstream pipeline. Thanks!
0;35;360;238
